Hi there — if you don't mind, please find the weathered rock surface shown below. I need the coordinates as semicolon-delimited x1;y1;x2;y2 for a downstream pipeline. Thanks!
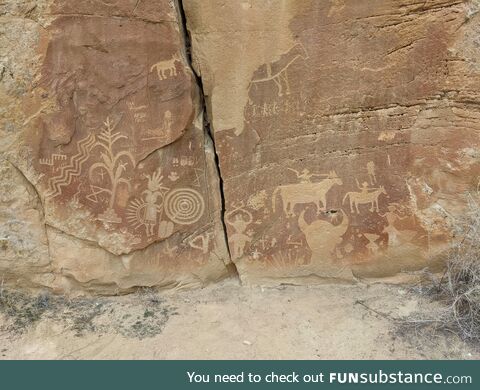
184;0;480;284
1;0;230;293
1;0;480;292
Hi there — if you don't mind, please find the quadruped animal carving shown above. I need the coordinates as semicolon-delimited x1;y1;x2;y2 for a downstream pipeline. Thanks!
273;171;342;216
343;181;387;214
150;53;181;81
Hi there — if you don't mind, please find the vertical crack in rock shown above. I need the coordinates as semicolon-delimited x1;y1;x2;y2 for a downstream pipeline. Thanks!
175;0;236;275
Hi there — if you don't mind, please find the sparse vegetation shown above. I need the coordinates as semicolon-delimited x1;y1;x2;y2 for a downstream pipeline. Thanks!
0;285;177;339
405;194;480;344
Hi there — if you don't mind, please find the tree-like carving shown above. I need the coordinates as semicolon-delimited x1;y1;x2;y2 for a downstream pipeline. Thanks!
88;117;135;224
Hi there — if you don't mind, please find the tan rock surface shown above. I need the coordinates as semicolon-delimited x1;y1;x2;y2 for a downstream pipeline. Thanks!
1;0;230;293
2;0;480;292
184;0;480;284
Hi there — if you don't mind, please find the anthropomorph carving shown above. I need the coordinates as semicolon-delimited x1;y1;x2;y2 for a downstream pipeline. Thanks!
342;180;387;214
379;205;416;247
226;203;253;259
273;171;343;216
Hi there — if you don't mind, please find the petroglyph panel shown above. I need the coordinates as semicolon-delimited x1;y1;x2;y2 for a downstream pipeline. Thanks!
185;0;480;283
13;0;228;268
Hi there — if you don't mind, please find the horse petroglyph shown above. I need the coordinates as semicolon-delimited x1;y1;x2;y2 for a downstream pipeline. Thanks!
150;53;181;81
343;181;387;214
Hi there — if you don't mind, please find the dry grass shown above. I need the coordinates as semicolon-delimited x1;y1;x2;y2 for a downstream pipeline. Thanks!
405;195;480;343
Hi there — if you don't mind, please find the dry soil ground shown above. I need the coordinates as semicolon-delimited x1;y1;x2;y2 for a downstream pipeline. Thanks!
0;280;478;359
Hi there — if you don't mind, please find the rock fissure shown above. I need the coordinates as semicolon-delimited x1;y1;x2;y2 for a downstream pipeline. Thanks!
176;0;234;269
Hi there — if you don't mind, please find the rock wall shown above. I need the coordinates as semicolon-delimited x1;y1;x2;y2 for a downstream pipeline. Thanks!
183;0;480;284
1;0;479;293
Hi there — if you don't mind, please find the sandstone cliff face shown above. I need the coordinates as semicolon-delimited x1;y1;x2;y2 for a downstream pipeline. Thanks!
1;0;480;293
0;0;230;293
184;0;480;284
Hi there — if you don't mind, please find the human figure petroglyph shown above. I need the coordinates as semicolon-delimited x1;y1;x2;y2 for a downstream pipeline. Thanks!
126;168;170;236
226;203;253;259
150;53;181;81
141;110;174;142
142;169;170;236
297;209;349;259
379;205;415;247
248;43;309;98
367;161;377;184
342;180;387;214
272;171;342;216
364;233;380;254
287;168;328;184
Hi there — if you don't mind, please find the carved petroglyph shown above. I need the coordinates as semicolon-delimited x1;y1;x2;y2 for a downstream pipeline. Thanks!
272;171;342;216
364;233;381;254
248;43;308;98
164;188;205;225
46;133;96;198
39;154;67;171
126;169;170;237
367;161;377;185
379;205;416;247
226;203;253;259
150;53;181;81
342;181;387;214
168;171;179;182
141;111;174;142
173;156;194;167
188;232;213;254
298;209;349;260
88;117;135;224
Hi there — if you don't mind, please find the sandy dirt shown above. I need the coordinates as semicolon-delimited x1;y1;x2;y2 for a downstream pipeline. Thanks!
0;280;478;360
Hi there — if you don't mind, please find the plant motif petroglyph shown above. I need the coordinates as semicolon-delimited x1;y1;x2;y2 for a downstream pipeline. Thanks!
226;203;253;259
87;117;135;224
46;133;96;198
342;180;387;214
150;53;181;81
248;43;308;98
298;209;349;260
272;170;342;216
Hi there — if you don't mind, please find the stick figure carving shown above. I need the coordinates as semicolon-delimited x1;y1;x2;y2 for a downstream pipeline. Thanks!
226;203;253;259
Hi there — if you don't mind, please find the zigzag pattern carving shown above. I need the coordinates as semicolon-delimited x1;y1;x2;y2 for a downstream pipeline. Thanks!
46;133;96;198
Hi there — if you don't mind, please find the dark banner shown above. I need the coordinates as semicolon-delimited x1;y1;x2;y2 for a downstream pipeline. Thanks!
0;361;477;389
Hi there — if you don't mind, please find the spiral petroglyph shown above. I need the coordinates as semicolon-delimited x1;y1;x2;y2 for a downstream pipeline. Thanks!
164;188;205;225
